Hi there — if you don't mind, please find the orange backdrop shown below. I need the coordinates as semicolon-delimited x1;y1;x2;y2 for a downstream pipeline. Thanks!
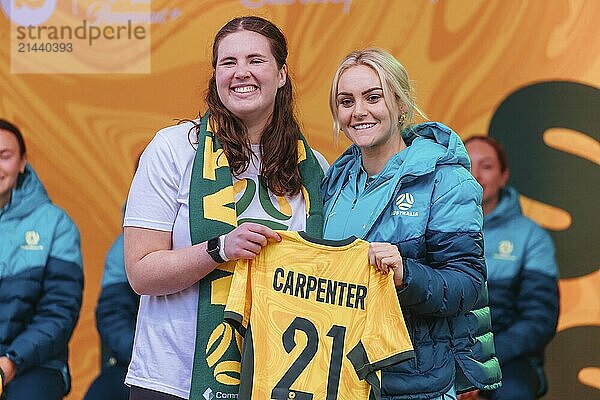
1;1;598;399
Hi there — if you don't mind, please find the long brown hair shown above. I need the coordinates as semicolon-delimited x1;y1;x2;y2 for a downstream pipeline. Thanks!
204;16;302;196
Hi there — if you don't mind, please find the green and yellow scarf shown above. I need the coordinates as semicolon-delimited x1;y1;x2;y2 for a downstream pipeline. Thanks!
188;113;323;398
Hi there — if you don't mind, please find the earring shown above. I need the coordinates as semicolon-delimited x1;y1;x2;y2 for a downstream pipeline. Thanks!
398;113;406;126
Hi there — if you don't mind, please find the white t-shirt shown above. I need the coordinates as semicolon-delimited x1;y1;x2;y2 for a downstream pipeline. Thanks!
123;121;328;399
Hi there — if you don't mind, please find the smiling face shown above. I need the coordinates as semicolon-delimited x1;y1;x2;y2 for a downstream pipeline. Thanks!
336;65;402;152
215;30;287;133
0;129;26;208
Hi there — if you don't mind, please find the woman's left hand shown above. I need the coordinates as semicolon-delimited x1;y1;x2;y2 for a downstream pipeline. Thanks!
369;242;404;287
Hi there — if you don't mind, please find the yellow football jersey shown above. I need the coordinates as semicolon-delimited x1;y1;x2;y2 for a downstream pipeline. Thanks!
224;231;414;400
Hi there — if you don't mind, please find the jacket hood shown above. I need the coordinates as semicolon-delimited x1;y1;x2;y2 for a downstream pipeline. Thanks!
323;122;471;199
2;164;50;220
485;185;522;225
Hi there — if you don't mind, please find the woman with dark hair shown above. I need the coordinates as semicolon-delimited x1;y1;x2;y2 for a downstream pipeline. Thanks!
123;17;327;400
321;48;502;399
462;136;559;400
0;119;83;400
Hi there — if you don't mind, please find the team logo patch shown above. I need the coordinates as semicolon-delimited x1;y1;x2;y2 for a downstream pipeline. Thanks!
493;240;516;261
396;193;414;210
20;230;44;250
392;193;419;216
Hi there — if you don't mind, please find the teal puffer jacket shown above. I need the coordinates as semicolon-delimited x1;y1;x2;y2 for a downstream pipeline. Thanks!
322;123;501;399
0;165;83;395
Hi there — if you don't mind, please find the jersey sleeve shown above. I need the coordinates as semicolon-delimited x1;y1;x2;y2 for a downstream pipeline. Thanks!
347;268;415;388
224;259;253;336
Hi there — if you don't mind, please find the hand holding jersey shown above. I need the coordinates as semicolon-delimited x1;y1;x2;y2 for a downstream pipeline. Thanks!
224;231;414;400
368;242;404;287
223;223;282;260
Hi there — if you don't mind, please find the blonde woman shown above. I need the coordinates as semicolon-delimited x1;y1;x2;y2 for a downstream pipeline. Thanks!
322;48;502;399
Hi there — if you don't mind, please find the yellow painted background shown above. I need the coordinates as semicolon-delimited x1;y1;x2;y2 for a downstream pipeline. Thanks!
1;1;598;399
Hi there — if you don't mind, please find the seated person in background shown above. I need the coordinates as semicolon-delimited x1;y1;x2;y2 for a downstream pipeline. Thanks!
0;119;84;400
462;136;559;400
83;232;139;400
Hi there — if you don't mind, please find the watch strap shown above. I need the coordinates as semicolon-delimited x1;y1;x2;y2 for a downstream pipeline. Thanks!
218;234;230;262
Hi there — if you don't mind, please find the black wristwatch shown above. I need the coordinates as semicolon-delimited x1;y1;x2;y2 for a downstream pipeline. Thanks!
206;236;226;263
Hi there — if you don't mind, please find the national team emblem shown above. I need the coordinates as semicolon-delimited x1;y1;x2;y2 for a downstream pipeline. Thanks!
494;240;516;261
20;230;44;250
396;193;414;211
498;240;513;256
25;230;39;245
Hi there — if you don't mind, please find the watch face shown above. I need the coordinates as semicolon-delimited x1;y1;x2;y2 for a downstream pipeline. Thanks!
208;237;220;253
207;237;224;263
